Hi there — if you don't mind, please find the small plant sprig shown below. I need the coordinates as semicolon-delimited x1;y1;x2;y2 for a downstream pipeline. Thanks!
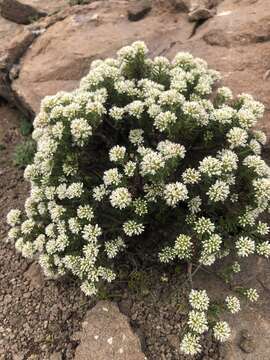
7;42;269;355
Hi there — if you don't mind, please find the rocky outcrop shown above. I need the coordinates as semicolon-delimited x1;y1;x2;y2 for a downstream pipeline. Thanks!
74;301;146;360
19;0;68;14
0;0;269;143
127;0;152;21
0;0;47;25
11;1;194;114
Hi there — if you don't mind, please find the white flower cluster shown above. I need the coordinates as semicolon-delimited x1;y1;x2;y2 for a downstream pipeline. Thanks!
7;42;269;354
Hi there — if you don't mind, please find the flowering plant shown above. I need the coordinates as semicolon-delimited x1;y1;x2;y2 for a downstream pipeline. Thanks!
7;41;269;354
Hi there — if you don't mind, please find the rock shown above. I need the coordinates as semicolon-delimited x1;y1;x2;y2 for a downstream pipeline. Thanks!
12;1;193;114
188;7;215;21
0;0;47;25
24;262;44;289
202;29;229;47
169;0;190;12
118;298;133;317
127;0;152;22
74;301;146;360
0;11;23;50
167;334;180;349
19;0;68;14
49;352;62;360
9;64;21;81
239;337;256;354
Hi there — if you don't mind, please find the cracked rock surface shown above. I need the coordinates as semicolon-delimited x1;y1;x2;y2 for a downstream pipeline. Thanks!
74;301;146;360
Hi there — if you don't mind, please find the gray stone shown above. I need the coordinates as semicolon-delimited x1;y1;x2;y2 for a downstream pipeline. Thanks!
127;0;152;22
24;262;44;289
74;301;146;360
188;7;215;22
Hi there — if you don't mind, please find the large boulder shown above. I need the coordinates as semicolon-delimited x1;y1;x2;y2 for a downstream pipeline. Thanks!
19;0;68;14
74;301;146;360
0;0;47;25
11;1;194;114
0;12;23;56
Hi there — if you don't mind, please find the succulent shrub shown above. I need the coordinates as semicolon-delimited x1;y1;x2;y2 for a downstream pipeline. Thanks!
7;42;270;354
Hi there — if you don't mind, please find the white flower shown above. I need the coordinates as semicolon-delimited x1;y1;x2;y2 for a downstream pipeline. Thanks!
188;196;202;214
174;234;193;259
218;149;238;172
237;108;257;129
249;139;261;155
243;155;270;177
147;104;162;118
256;221;269;235
188;311;208;334
216;86;233;102
180;333;202;356
21;219;35;235
256;241;270;258
66;182;83;199
182;168;201;184
235;236;255;257
140;151;165;176
133;198;148;216
123;220;144;236
81;281;97;296
77;205;94;221
109;145;126;163
183;101;209;126
154;111;177;132
110;187;132;209
7;209;21;226
212;105;235;124
93;184;108;201
144;183;164;202
126;100;144;118
213;321;231;342
207;180;230;202
129;129;144;146
158;89;184;106
105;237;126;258
124;161;136;177
68;217;81;234
199;253;216;266
158;246;176;263
194;217;215;235
252;130;267;145
225;296;241;314
227;127;248;148
232;261;241;273
114;79;137;96
189;289;209;311
253;178;270;203
163;182;188;207
157;140;185;160
103;168;122;186
8;227;21;241
199;156;222;177
109;106;125;120
245;288;259;302
202;234;222;254
70;118;92;146
82;224;102;242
